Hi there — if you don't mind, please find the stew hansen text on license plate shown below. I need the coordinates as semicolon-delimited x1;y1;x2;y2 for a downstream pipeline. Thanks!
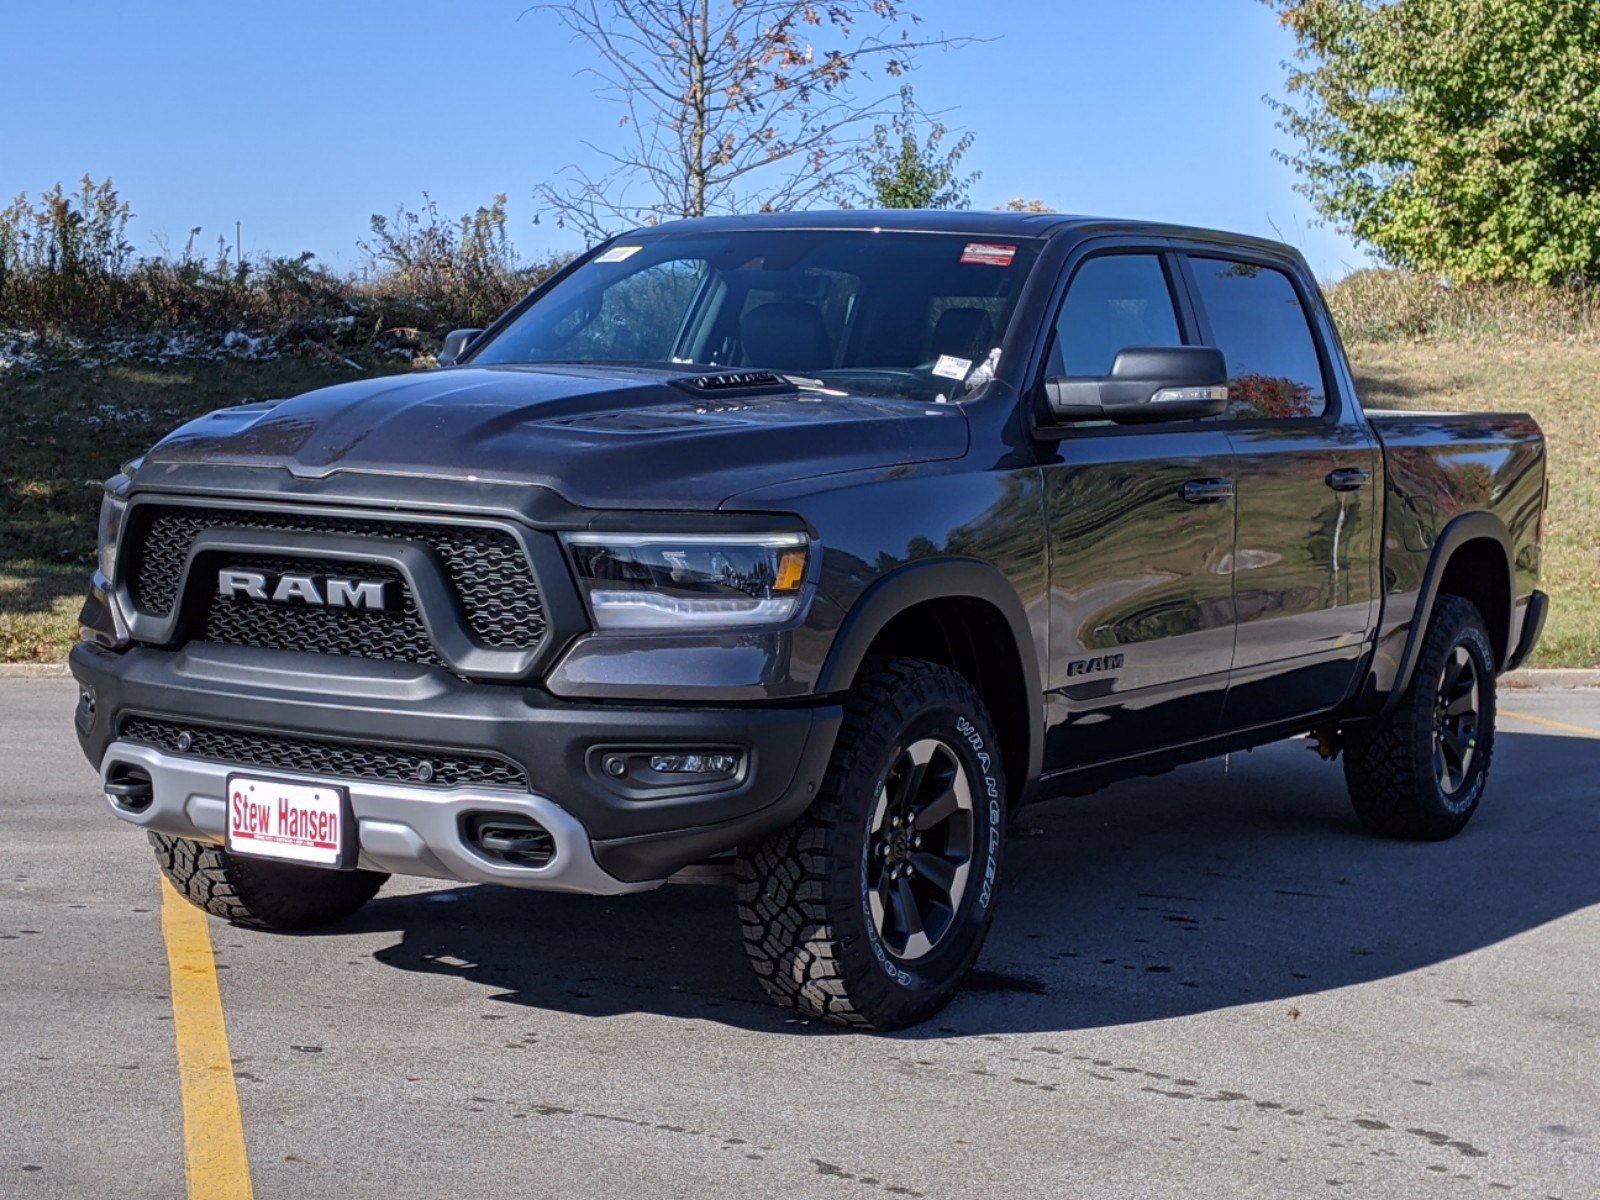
226;775;352;868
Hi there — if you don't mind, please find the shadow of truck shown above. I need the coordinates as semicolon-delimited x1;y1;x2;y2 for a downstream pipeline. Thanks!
335;728;1598;1037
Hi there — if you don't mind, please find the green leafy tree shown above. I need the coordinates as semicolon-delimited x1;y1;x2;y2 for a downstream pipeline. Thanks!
859;87;979;209
1267;0;1600;283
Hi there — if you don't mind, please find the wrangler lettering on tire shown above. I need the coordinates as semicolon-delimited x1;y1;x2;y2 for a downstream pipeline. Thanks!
736;657;1006;1030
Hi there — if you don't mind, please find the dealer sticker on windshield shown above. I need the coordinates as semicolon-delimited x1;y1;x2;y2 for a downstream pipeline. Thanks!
226;775;351;868
960;242;1016;267
595;244;643;263
933;354;972;380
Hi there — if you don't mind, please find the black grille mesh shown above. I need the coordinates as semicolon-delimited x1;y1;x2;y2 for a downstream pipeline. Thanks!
129;506;547;650
120;716;528;791
203;556;442;665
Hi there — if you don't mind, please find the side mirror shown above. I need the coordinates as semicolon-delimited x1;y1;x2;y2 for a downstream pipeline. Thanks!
438;328;485;367
1044;346;1230;425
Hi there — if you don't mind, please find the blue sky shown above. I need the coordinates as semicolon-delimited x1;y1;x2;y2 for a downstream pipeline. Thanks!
1;0;1371;279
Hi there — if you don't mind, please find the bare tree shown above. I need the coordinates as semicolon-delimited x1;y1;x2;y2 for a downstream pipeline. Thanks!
523;1;973;240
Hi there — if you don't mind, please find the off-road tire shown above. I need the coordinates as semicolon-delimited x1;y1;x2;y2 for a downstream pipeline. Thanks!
1342;594;1497;840
736;657;1007;1030
150;832;387;930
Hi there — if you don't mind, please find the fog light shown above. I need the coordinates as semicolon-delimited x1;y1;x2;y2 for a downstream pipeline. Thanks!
648;753;740;776
589;746;746;794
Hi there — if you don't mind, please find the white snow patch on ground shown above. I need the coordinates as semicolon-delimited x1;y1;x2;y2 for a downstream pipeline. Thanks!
0;326;287;374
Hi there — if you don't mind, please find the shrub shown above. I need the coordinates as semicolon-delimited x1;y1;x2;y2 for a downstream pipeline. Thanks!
0;177;570;363
0;176;135;326
361;194;548;328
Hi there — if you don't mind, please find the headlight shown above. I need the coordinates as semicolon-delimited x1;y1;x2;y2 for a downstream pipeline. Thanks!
563;532;811;630
96;490;129;584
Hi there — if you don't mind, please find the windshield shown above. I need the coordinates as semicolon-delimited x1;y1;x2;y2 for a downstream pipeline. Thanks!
468;229;1045;402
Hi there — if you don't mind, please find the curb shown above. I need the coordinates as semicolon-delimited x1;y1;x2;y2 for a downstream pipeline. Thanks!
0;663;71;679
1501;668;1600;689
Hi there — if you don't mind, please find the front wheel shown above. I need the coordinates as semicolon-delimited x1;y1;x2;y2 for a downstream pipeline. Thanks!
736;658;1006;1029
150;833;387;930
1342;594;1497;840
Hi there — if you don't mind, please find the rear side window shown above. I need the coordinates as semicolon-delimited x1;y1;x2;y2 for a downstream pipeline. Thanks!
1186;257;1328;420
1048;254;1183;377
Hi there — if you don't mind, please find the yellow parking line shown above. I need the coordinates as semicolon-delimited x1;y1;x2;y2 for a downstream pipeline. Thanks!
1500;708;1600;740
160;877;255;1200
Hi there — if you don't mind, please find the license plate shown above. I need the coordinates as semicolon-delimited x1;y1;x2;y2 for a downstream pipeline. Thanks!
225;775;353;869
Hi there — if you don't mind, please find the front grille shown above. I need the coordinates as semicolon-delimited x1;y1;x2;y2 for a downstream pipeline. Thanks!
120;716;528;791
128;506;547;651
203;555;442;665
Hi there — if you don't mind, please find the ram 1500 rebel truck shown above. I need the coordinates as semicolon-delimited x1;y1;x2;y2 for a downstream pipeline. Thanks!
72;212;1548;1029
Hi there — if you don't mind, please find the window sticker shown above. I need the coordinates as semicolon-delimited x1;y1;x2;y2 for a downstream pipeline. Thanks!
932;354;972;380
960;243;1017;267
595;244;643;263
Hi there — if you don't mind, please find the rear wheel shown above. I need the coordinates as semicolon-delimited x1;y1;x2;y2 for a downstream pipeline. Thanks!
150;833;387;930
736;658;1006;1029
1343;595;1497;840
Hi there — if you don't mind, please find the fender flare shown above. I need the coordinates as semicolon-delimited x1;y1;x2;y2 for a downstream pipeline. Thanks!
1379;510;1515;717
816;557;1045;785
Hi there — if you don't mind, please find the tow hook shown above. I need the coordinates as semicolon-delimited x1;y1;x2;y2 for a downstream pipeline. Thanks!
1311;725;1342;761
104;765;155;812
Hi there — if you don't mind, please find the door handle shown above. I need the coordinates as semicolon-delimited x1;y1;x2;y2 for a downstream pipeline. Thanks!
1326;467;1372;492
1179;478;1234;504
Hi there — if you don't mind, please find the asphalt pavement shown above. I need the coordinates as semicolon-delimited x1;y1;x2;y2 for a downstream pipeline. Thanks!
2;678;1596;1199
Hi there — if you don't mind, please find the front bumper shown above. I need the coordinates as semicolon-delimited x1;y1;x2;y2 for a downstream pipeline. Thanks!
71;642;841;888
95;740;654;894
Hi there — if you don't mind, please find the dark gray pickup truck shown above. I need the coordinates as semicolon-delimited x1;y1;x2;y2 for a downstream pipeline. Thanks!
72;211;1548;1028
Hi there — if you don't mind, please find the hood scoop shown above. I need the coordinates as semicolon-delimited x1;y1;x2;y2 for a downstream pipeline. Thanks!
669;370;798;398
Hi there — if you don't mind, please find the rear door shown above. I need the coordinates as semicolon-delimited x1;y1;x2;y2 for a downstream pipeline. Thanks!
1037;243;1239;770
1176;248;1379;727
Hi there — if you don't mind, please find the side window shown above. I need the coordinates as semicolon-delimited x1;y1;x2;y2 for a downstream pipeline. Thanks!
557;259;707;361
1186;257;1329;420
1048;254;1183;377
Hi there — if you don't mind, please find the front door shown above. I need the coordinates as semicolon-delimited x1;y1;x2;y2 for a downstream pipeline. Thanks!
1037;250;1238;770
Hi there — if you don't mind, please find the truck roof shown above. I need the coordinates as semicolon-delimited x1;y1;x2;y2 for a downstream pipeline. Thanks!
626;209;1301;260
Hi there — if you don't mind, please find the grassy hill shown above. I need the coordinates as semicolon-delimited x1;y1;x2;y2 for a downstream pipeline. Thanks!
1348;342;1597;667
1;342;1594;667
0;356;410;661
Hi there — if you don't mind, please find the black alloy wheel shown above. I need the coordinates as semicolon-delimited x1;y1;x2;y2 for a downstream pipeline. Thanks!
865;737;976;961
1433;643;1482;802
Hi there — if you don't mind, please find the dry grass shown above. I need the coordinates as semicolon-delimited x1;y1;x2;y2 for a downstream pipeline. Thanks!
1326;271;1600;344
1347;341;1598;667
0;564;82;663
0;357;413;661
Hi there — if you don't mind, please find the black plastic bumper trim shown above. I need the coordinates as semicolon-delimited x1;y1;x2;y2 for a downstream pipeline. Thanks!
1505;589;1548;673
70;642;841;868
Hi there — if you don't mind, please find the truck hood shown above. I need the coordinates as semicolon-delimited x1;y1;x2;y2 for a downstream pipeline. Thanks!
138;364;969;510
